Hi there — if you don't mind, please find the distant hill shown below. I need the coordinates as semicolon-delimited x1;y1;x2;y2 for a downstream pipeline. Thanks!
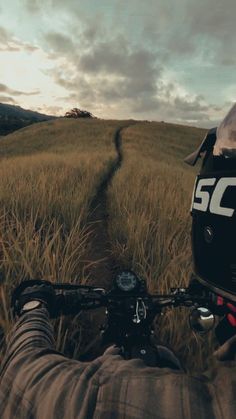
0;103;57;136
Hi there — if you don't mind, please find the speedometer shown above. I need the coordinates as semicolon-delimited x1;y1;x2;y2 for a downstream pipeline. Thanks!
115;270;139;292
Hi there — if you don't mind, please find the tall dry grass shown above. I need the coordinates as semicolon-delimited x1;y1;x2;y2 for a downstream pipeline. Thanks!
107;122;217;372
0;118;216;372
0;118;126;361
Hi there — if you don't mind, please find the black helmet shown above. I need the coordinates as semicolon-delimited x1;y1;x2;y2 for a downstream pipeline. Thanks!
185;104;236;302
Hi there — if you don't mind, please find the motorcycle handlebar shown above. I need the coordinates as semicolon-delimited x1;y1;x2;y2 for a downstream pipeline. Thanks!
53;285;227;318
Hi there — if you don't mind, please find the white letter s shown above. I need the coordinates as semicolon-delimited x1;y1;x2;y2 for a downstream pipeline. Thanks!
192;178;216;212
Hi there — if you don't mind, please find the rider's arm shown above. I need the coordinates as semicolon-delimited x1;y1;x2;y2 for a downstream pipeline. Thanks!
0;307;107;418
1;307;236;419
1;306;59;373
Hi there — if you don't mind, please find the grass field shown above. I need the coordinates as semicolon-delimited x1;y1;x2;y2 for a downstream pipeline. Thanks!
0;118;127;358
106;122;216;371
0;117;216;372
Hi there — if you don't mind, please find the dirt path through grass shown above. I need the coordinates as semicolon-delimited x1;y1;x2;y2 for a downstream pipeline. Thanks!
83;126;125;288
70;124;134;360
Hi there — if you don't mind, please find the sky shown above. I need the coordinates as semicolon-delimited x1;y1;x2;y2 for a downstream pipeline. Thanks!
0;0;235;127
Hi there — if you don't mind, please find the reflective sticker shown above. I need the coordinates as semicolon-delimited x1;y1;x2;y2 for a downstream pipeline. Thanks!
192;177;236;217
192;178;216;212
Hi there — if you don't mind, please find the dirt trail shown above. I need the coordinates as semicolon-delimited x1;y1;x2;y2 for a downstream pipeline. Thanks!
83;126;124;288
68;125;131;360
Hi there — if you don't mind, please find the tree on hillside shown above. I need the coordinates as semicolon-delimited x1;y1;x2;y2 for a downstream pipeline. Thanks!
65;108;95;119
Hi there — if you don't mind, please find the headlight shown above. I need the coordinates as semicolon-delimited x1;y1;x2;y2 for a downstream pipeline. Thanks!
115;270;139;292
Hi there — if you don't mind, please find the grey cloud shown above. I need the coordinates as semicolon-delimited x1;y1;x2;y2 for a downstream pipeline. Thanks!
0;84;13;93
79;35;161;106
0;26;11;43
30;1;230;126
44;32;75;54
131;97;160;113
24;0;41;13
165;32;196;57
131;90;209;118
23;90;40;97
0;26;22;51
0;83;40;96
80;42;158;80
0;95;16;104
36;104;64;115
72;15;109;48
24;44;39;52
188;0;236;39
53;76;78;91
24;0;236;67
51;37;161;114
0;43;38;52
82;23;104;45
0;45;21;52
0;25;39;52
24;0;48;14
139;0;236;66
46;26;218;126
174;97;209;113
161;100;235;128
192;1;236;65
142;101;210;128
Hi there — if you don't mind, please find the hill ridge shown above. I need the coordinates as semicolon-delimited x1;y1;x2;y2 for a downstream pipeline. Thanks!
0;102;57;136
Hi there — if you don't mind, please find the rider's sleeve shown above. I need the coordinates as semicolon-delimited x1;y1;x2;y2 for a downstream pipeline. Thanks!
0;307;107;418
1;307;236;419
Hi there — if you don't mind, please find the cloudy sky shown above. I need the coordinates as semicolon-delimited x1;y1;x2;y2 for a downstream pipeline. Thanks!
0;0;235;127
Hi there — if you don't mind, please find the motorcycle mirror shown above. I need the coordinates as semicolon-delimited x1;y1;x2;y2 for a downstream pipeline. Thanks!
189;307;215;334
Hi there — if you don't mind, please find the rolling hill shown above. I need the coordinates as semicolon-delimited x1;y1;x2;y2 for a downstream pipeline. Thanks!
0;103;57;136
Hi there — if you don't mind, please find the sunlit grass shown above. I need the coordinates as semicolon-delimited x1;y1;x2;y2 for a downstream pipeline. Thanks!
0;118;126;361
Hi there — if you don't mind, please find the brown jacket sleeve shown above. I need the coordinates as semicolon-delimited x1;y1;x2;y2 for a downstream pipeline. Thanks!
0;307;236;419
